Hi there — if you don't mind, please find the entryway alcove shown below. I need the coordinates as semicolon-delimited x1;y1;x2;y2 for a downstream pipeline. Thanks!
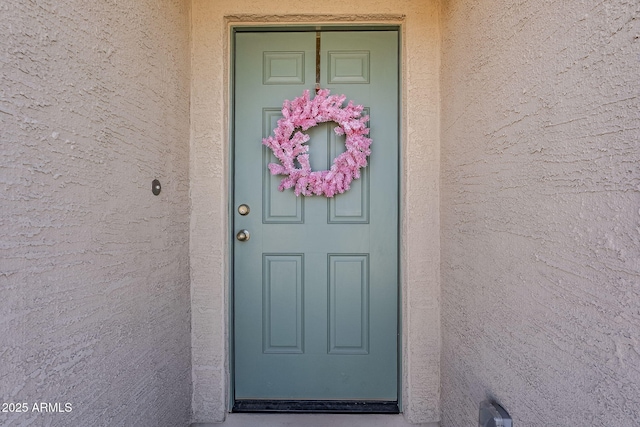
189;5;441;425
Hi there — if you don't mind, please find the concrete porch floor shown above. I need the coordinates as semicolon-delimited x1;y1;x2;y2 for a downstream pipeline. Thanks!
191;414;439;427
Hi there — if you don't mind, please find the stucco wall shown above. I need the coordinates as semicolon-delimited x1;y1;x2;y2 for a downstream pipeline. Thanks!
1;1;192;426
440;1;640;426
190;1;441;424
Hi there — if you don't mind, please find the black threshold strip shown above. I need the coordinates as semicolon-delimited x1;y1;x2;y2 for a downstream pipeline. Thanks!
233;400;399;414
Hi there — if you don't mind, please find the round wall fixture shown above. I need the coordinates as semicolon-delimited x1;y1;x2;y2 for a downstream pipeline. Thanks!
152;179;161;196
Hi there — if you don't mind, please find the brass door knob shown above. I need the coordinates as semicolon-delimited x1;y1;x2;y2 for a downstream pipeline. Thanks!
236;229;250;242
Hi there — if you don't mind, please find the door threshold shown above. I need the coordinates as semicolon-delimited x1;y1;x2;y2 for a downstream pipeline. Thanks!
191;413;439;427
233;400;399;414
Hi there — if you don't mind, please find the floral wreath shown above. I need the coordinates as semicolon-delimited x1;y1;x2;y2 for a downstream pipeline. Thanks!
262;89;371;197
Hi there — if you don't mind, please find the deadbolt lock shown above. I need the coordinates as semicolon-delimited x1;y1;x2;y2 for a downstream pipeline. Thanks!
238;204;250;216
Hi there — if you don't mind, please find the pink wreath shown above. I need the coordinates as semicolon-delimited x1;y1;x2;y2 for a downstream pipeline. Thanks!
263;89;371;197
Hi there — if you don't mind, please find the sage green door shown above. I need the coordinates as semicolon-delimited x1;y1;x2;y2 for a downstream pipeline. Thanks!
233;30;398;405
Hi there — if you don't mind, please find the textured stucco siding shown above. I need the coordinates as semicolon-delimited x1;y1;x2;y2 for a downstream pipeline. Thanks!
440;1;640;426
1;1;192;426
190;1;441;423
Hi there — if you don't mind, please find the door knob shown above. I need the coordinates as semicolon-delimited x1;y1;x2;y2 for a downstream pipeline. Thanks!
236;229;250;242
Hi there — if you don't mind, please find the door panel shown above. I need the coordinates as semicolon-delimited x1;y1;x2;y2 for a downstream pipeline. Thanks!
233;30;398;404
262;254;304;354
328;254;370;355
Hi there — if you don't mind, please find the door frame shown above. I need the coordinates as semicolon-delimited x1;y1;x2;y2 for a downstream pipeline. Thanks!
228;24;403;412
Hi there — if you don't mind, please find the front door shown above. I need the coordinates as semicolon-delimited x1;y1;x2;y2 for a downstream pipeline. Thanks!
233;29;399;412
